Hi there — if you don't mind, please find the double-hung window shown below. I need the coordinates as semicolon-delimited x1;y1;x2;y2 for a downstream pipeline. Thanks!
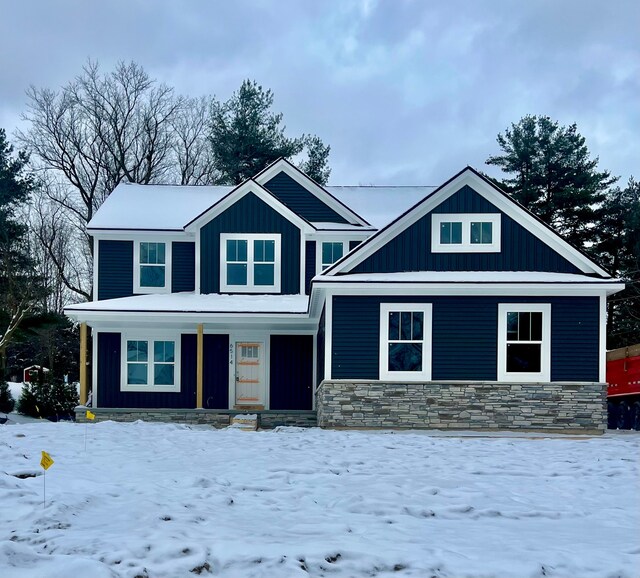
497;304;551;382
134;240;171;293
122;335;180;392
220;234;281;293
432;214;501;252
320;241;344;272
379;303;432;381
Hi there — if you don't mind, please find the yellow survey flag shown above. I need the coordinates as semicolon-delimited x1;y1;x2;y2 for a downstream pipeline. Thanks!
40;451;54;470
86;410;95;420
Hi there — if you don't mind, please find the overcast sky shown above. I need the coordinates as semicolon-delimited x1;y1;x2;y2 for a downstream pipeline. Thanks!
1;0;637;186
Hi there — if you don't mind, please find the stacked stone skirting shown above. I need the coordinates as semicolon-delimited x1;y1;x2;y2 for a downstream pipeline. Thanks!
74;407;317;428
317;381;607;433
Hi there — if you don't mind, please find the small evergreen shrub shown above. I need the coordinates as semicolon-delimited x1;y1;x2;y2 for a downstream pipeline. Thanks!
0;381;15;414
17;381;79;420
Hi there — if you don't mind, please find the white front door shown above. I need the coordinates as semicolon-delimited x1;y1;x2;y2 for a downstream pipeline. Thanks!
235;341;265;407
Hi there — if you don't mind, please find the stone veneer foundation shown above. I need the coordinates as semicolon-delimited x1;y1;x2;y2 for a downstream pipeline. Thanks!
74;407;317;428
317;381;606;433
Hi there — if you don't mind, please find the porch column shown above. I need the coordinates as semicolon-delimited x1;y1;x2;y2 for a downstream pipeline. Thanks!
196;323;204;408
79;322;88;405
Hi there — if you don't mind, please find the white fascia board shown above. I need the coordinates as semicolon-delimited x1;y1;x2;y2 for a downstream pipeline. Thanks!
66;310;316;329
254;159;371;227
326;169;610;277
184;179;313;234
310;282;623;297
90;230;194;240
306;230;374;241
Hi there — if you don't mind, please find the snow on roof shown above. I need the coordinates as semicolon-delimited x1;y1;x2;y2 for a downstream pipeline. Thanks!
87;183;233;231
314;271;620;284
87;182;436;231
326;186;436;229
65;292;309;314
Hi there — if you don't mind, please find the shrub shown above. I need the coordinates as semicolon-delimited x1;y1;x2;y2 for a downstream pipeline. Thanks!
0;381;15;414
17;381;79;420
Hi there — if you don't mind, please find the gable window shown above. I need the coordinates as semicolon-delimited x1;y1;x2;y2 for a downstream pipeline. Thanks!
379;303;432;381
321;242;344;271
220;233;281;293
134;240;171;294
497;304;551;382
432;214;501;252
122;334;180;392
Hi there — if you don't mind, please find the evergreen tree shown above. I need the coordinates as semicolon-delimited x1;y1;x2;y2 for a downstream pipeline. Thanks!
209;80;331;184
598;177;640;347
0;128;42;379
0;381;15;414
299;135;331;185
486;115;617;251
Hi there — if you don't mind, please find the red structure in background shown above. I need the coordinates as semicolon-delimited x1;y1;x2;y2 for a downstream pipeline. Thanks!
607;345;640;430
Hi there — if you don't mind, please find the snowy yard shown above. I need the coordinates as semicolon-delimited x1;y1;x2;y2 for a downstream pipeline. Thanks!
0;422;638;578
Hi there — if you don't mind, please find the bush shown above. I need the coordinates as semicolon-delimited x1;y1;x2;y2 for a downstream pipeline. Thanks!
17;381;79;420
0;381;15;413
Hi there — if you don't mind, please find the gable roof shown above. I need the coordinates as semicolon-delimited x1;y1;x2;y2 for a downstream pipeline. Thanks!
184;178;314;233
87;183;232;231
323;166;611;278
254;158;372;227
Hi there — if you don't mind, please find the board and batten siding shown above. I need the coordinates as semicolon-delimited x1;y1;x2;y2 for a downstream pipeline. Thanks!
350;185;581;274
200;192;301;294
97;240;133;300
96;333;197;408
305;241;316;295
202;334;229;409
171;241;195;292
263;171;348;223
331;295;600;382
269;334;314;410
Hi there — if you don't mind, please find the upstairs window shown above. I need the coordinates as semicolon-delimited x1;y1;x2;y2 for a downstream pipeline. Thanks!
432;213;501;252
497;304;551;382
321;242;344;271
134;241;171;293
220;234;281;293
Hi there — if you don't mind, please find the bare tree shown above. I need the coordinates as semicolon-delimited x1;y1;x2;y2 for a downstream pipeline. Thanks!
18;61;183;300
170;95;220;185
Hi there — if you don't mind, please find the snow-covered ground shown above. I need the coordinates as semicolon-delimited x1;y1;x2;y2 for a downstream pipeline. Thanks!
0;422;638;578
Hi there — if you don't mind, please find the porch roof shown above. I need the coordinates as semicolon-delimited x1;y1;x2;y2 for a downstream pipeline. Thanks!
65;293;310;315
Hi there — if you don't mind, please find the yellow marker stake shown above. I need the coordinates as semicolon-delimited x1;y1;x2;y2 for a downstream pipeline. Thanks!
40;451;54;509
86;410;95;420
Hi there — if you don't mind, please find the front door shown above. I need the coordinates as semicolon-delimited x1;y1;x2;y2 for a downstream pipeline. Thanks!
235;341;265;407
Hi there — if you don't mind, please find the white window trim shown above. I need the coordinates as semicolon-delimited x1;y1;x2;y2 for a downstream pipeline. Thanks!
121;332;181;393
379;303;432;381
133;240;172;294
316;239;346;274
432;213;501;253
220;233;281;293
497;303;551;382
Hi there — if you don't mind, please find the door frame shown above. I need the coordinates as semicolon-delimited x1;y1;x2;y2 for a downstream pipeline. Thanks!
229;330;271;410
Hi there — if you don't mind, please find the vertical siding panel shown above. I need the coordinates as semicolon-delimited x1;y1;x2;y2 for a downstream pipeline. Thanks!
172;242;195;292
200;192;301;294
263;172;348;223
352;185;581;274
270;335;313;410
97;332;121;407
305;241;316;295
202;334;229;409
98;240;133;300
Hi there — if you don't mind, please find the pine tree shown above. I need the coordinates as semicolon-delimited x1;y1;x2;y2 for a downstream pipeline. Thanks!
0;381;15;414
0;128;41;379
209;80;330;184
486;115;617;251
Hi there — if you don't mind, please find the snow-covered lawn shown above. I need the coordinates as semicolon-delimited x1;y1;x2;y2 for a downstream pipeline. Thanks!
0;422;638;578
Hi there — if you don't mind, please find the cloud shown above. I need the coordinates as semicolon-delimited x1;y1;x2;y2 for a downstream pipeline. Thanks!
1;0;638;185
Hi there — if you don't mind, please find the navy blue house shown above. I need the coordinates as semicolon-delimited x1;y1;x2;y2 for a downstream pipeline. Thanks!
66;160;623;431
